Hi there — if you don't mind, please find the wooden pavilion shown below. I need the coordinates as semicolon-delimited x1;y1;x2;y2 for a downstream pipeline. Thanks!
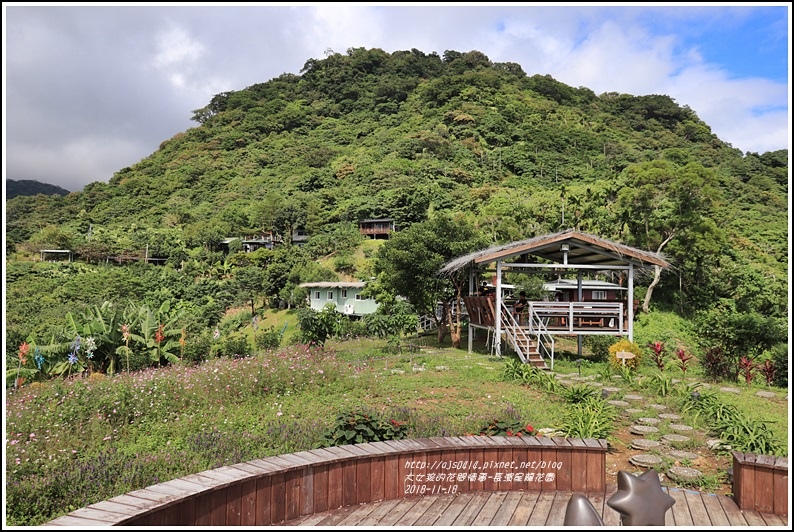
440;230;669;370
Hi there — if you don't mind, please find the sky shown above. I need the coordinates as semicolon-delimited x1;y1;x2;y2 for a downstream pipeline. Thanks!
3;2;791;193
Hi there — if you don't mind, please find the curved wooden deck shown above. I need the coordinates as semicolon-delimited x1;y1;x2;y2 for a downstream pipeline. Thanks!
285;486;789;527
43;436;788;527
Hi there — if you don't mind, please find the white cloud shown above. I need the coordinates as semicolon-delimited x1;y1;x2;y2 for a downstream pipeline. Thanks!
151;25;205;70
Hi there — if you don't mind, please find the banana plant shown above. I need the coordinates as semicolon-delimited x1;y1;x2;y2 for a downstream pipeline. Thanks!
128;300;185;366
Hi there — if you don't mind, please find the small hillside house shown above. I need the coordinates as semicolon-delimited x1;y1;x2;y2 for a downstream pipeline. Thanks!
300;282;378;316
359;219;395;239
40;249;73;262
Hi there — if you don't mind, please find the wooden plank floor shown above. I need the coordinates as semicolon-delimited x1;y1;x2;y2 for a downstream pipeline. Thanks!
284;485;789;527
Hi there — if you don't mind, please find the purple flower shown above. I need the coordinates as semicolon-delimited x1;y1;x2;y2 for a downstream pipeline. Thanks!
68;352;78;365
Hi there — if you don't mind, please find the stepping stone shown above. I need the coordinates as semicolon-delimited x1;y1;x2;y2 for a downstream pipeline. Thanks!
668;424;694;433
671;378;682;384
706;439;731;451
630;425;660;436
668;450;699;461
607;400;629;407
720;386;741;394
558;380;574;386
631;439;661;451
638;417;660;425
658;413;681;420
623;394;644;401
648;404;667;410
756;390;777;399
435;366;448;370
570;376;589;381
602;387;621;393
629;454;663;468
412;366;425;372
390;369;405;374
661;433;691;445
588;382;603;387
667;466;702;482
625;408;644;414
610;375;623;381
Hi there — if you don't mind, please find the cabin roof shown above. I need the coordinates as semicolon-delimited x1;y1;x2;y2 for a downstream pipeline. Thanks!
299;282;367;288
441;230;669;274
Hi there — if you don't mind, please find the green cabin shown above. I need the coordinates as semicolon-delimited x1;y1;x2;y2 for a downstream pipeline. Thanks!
300;282;379;316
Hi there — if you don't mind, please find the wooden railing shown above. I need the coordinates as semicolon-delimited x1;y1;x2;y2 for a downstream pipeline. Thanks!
45;436;607;527
528;302;624;334
731;451;788;516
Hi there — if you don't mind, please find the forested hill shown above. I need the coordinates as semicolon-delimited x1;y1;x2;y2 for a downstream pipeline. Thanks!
5;48;788;340
5;179;71;200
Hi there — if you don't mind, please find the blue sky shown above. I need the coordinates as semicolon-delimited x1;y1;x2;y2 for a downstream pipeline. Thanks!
3;3;791;192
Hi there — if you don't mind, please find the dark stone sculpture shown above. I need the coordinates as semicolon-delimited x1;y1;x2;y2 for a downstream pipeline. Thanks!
563;493;605;526
606;469;676;526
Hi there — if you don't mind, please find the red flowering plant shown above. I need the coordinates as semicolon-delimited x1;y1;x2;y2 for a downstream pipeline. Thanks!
477;419;537;437
647;341;666;371
738;356;758;385
675;348;695;376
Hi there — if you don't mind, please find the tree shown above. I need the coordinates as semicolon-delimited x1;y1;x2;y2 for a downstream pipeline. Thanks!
234;266;265;315
375;213;486;346
616;160;721;313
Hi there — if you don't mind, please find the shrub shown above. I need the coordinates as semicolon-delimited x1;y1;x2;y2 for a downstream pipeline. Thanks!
700;346;735;382
607;338;642;370
319;408;409;447
182;332;213;364
219;336;252;358
583;335;613;362
770;343;787;388
254;326;282;350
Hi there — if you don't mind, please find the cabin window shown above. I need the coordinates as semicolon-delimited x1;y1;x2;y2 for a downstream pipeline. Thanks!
355;294;364;300
341;289;348;298
314;291;320;300
327;291;334;300
592;290;607;300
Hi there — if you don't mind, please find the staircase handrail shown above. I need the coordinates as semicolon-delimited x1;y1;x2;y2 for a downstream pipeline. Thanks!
527;306;555;370
499;301;538;365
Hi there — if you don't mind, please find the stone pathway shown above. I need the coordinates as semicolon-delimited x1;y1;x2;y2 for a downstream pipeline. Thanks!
631;439;661;451
667;466;703;483
615;385;713;487
630;425;659;436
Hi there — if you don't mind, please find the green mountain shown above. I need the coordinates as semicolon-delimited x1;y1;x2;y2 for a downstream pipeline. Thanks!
4;48;788;352
5;179;71;200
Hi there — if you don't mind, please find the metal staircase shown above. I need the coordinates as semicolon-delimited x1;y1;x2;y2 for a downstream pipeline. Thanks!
499;302;555;370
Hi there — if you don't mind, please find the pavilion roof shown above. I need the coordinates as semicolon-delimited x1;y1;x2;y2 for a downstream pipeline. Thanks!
440;230;669;274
